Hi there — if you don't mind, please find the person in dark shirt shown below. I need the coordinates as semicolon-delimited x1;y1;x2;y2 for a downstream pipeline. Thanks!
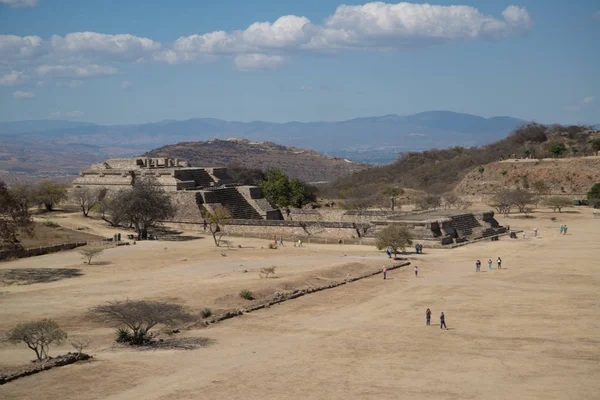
426;308;431;326
440;312;447;329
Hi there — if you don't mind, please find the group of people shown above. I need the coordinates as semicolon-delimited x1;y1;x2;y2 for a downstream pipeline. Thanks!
273;236;303;247
426;308;447;329
415;243;424;254
559;224;568;235
475;257;502;271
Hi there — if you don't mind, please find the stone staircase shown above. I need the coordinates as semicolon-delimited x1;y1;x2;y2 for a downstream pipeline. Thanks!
190;169;214;188
449;213;483;238
203;187;263;220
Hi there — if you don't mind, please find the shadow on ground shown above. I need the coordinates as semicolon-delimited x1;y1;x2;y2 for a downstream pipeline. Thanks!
0;268;83;285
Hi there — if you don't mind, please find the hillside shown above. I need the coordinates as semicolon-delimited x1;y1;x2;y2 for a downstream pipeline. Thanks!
455;157;600;198
325;124;600;195
144;138;369;182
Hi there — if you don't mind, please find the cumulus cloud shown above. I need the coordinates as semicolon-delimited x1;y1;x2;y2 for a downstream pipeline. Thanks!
36;64;118;78
65;110;84;118
234;54;287;71
583;96;595;104
0;70;27;85
121;80;132;89
0;0;38;8
13;90;34;99
0;2;533;73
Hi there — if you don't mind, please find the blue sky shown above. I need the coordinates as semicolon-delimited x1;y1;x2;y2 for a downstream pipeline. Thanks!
0;0;598;125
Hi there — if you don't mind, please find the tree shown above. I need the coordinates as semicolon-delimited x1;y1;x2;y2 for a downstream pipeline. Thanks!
543;197;572;213
259;169;312;208
91;300;195;345
531;180;550;207
510;188;536;214
375;224;413;257
382;186;404;211
33;181;68;211
202;205;231;247
587;183;600;201
72;187;105;217
98;193;128;227
590;138;600;155
549;143;567;158
109;178;175;239
415;194;442;211
489;189;513;217
70;337;91;359
7;319;67;361
1;181;34;248
79;247;104;265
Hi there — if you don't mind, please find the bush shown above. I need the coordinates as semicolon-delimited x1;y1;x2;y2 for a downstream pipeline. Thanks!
268;243;278;249
587;183;600;201
115;327;133;343
43;221;60;228
201;308;213;319
478;166;485;174
239;289;254;300
259;266;276;278
500;170;508;175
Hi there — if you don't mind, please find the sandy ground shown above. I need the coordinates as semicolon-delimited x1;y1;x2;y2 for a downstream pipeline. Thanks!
1;207;599;399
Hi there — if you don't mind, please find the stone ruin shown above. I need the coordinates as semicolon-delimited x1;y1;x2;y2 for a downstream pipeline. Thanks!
74;157;507;247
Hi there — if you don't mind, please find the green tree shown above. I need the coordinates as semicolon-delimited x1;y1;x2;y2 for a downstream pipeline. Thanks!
259;169;312;208
549;143;567;158
590;138;600;155
587;183;600;201
375;224;413;257
1;181;34;248
34;181;68;211
7;319;67;361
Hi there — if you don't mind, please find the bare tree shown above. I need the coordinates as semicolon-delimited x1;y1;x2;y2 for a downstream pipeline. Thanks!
72;187;105;217
415;194;442;211
381;186;404;211
79;247;104;265
375;224;413;258
510;188;536;214
7;319;67;361
90;300;195;345
70;337;92;359
259;266;277;278
543;196;572;213
489;189;514;217
202;205;232;247
1;181;34;249
531;180;550;208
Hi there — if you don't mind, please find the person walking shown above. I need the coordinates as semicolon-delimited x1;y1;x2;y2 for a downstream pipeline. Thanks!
563;225;568;235
414;265;419;277
522;231;526;239
419;244;423;254
426;308;431;326
387;247;392;259
415;244;420;254
497;257;502;269
274;236;278;245
533;228;538;238
440;312;447;329
280;236;284;246
594;211;597;219
382;266;387;280
488;259;493;270
560;224;564;234
476;259;481;272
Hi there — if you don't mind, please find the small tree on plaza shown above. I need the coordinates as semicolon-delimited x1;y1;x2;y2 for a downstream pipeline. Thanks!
543;197;572;213
202;205;232;247
7;319;67;361
375;225;413;258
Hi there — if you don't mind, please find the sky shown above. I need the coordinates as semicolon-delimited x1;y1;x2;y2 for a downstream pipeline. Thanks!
0;0;598;125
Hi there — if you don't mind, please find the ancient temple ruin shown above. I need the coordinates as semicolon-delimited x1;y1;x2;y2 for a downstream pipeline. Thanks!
74;157;507;247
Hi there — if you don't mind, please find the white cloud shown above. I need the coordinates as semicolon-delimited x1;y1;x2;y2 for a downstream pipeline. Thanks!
56;79;83;88
49;111;61;118
120;80;132;89
0;70;27;85
64;110;84;118
51;32;160;62
0;0;38;8
565;96;595;111
13;90;34;99
234;54;287;71
36;64;118;78
0;35;43;61
583;96;595;104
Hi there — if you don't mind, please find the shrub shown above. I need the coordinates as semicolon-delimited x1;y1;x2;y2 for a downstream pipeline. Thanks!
70;337;92;359
259;266;276;278
201;308;213;319
115;327;133;343
500;170;508;176
268;243;278;249
239;289;254;300
478;166;485;174
43;221;60;228
79;247;104;265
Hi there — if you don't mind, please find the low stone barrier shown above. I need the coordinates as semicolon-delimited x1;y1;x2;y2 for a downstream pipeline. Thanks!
0;242;88;261
206;261;411;324
0;353;92;385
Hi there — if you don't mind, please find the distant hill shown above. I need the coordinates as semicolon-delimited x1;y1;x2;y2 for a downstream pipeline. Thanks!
324;124;600;195
0;111;531;184
144;138;369;183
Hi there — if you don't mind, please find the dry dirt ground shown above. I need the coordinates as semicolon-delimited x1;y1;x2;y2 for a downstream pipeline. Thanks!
1;207;599;399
